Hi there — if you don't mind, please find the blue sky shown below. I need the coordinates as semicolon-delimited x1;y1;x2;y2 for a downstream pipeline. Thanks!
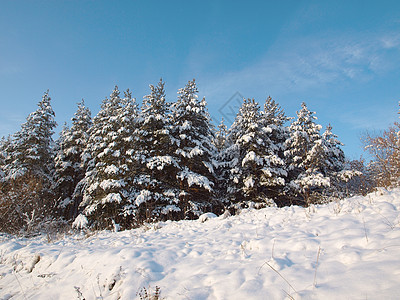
1;0;399;159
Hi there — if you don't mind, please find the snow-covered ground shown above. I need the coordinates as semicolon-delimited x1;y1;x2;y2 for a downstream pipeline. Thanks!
1;189;400;300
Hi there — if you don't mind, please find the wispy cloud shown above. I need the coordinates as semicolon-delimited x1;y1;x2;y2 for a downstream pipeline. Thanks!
201;31;400;101
197;28;400;133
380;34;400;49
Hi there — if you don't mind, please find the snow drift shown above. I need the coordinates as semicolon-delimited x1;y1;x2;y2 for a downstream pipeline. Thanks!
1;188;400;299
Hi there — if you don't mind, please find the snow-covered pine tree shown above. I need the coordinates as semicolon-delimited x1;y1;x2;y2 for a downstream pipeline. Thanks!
214;118;228;152
133;79;181;223
0;136;11;182
8;91;57;181
0;135;17;232
54;124;71;204
79;86;139;230
0;136;6;209
115;89;141;227
284;102;330;205
1;91;57;232
321;124;353;197
223;99;256;206
170;79;217;218
213;118;231;207
321;124;345;174
225;98;286;208
260;96;290;205
53;100;92;220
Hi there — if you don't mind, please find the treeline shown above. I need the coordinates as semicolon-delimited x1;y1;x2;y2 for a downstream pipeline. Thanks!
0;79;374;234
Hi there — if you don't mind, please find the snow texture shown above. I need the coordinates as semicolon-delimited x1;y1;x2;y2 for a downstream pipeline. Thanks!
1;189;400;299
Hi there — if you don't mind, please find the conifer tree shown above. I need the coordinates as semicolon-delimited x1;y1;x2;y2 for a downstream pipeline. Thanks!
321;124;345;174
321;124;364;198
115;89;141;226
54;100;92;220
170;79;217;218
133;79;181;222
0;136;11;229
213;118;231;206
8;91;57;180
260;96;290;204
79;86;138;230
285;102;330;205
225;98;260;205
225;98;286;208
0;136;11;182
1;91;57;231
214;118;228;152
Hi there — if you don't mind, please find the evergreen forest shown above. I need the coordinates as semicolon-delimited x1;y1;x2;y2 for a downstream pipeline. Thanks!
1;79;392;234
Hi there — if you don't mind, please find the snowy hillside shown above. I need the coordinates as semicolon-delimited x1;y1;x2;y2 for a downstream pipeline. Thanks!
1;189;400;300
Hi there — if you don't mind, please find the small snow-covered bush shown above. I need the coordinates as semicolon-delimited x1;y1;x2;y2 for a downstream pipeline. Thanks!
199;212;217;223
72;214;88;230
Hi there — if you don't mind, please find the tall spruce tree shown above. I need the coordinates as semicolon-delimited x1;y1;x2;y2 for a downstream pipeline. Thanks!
133;79;181;223
1;91;57;232
260;96;290;205
8;91;57;180
225;98;286;208
79;86;138;230
0;136;11;183
213;118;231;207
170;79;217;218
285;102;330;205
214;118;228;152
321;124;345;174
225;98;261;205
320;124;349;197
115;89;141;226
54;100;92;220
0;136;11;230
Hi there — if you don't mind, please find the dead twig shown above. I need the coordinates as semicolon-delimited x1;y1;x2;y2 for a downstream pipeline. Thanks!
259;261;297;294
313;246;321;287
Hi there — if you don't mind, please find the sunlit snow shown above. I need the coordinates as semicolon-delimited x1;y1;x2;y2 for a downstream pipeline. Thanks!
1;189;399;299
